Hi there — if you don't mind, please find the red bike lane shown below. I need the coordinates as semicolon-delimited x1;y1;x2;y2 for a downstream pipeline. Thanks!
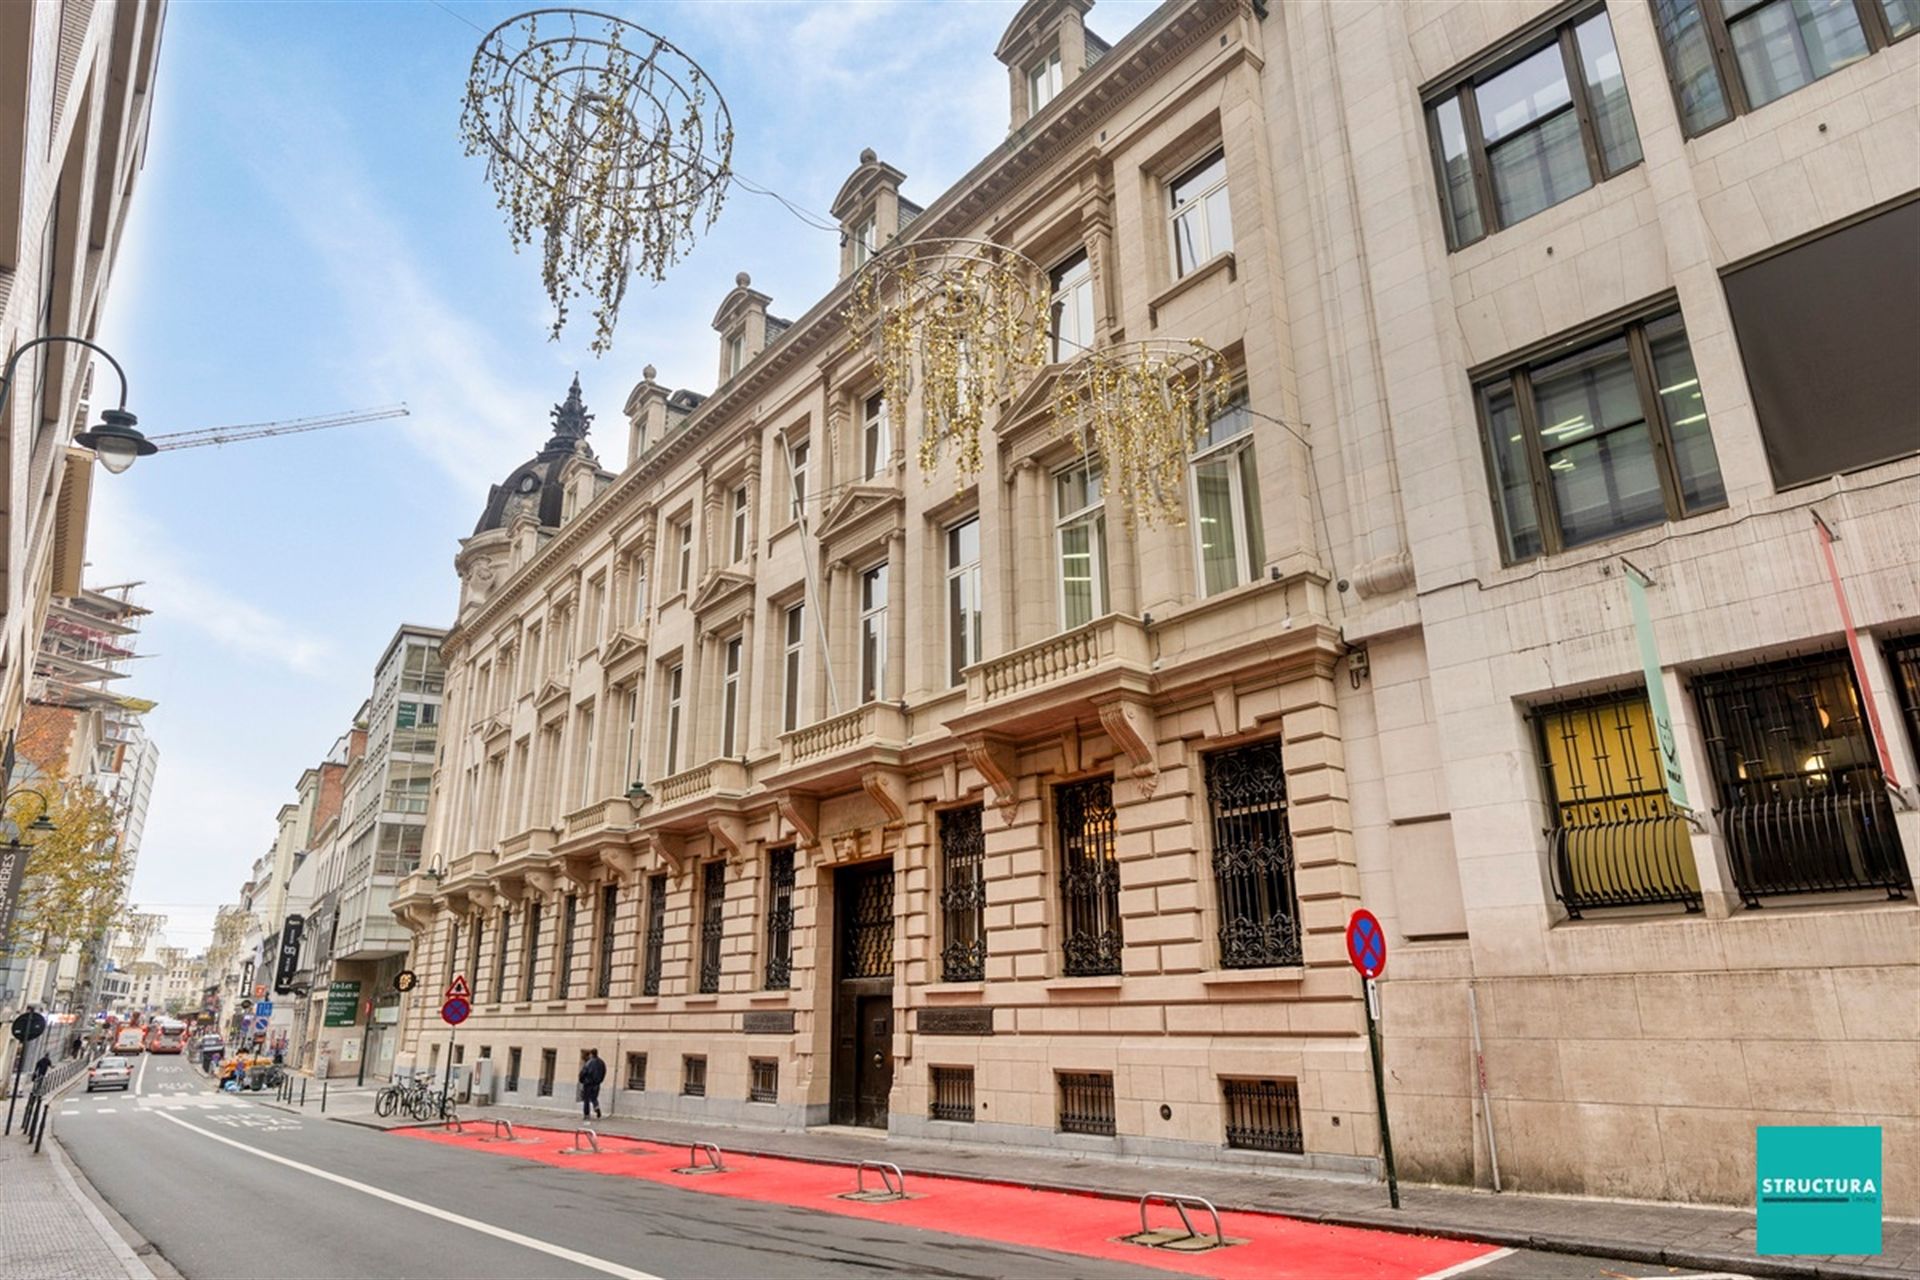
402;1124;1498;1280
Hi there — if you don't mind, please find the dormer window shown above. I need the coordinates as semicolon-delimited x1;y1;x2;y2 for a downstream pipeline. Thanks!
851;214;878;269
1028;49;1063;114
725;332;746;379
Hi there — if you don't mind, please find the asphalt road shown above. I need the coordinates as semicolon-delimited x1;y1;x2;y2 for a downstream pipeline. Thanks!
50;1054;1751;1280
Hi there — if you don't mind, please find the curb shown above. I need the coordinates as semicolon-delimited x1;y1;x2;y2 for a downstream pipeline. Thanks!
397;1116;1893;1280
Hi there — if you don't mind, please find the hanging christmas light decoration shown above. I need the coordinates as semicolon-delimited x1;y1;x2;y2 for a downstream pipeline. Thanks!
844;238;1050;480
1051;339;1234;529
462;9;734;353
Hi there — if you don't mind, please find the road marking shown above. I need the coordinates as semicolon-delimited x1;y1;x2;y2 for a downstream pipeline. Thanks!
95;1107;116;1114
152;1112;662;1280
135;1053;149;1094
1418;1247;1515;1279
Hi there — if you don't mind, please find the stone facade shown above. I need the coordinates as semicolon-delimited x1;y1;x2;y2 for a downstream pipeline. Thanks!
393;0;1919;1211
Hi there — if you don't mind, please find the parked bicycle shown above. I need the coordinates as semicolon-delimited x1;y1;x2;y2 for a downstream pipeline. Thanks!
374;1074;455;1120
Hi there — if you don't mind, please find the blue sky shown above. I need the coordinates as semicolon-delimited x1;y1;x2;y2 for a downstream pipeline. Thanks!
89;0;1159;949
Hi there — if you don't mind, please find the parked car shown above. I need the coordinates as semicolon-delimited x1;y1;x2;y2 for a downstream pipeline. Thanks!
87;1056;133;1092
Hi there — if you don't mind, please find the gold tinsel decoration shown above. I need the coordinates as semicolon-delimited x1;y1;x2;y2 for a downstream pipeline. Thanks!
462;10;734;353
844;238;1050;481
1051;340;1234;529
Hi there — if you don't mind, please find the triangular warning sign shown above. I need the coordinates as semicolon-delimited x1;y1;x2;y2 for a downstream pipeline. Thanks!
445;974;472;1001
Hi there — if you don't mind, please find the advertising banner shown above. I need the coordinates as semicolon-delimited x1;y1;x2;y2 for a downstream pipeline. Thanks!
323;980;362;1027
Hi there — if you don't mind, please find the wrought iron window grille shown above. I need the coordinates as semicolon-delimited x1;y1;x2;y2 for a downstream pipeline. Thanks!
1056;778;1122;977
699;861;726;994
1057;1071;1117;1136
764;848;795;990
749;1058;778;1104
843;864;896;980
682;1055;706;1097
939;807;987;983
930;1066;976;1123
642;873;667;996
1222;1078;1304;1153
1693;651;1911;906
1205;741;1304;968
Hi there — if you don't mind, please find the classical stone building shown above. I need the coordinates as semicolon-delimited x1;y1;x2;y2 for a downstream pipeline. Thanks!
394;0;1918;1211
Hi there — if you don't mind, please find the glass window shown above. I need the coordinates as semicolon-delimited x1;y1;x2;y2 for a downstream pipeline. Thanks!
783;604;805;732
1049;251;1095;362
721;637;743;758
698;860;725;994
938;807;986;982
863;393;887;480
1169;150;1232;277
664;664;684;775
675;521;692;592
620;686;638;790
730;485;749;562
764;847;795;990
1191;403;1263;596
1478;310;1725;562
1054;461;1108;628
860;563;888;704
726;332;745;379
788;438;809;519
946;518;983;687
852;215;877;270
1205;741;1302;968
1652;0;1901;136
574;704;596;805
1426;9;1642;248
1056;778;1121;976
1028;49;1063;114
642;873;666;996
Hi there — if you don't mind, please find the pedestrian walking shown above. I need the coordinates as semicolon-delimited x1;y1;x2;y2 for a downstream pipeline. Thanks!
577;1048;605;1120
32;1053;52;1087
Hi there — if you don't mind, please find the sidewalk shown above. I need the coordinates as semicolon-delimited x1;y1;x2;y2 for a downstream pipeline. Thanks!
349;1098;1913;1280
0;1121;150;1279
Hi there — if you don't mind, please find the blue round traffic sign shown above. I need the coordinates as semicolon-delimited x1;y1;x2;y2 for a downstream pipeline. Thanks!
1345;909;1386;979
440;997;470;1026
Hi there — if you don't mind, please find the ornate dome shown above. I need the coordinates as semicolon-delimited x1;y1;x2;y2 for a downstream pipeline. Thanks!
473;375;600;535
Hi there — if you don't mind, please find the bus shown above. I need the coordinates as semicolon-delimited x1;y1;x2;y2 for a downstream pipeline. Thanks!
145;1019;187;1054
112;1025;146;1054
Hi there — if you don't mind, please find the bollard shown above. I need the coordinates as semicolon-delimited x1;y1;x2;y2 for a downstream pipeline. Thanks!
321;1080;328;1113
32;1102;48;1154
300;1078;308;1107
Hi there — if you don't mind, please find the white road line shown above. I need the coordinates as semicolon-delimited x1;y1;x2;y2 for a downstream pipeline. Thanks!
151;1112;661;1280
95;1108;116;1114
1418;1247;1516;1280
134;1053;150;1095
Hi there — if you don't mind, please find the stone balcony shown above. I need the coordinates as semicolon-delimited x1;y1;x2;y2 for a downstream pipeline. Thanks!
562;796;635;839
950;614;1154;739
649;757;751;815
764;701;909;790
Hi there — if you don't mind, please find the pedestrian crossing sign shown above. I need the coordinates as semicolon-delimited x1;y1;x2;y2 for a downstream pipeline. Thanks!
444;974;472;1002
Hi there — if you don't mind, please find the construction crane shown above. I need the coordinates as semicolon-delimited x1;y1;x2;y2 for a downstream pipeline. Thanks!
145;403;410;452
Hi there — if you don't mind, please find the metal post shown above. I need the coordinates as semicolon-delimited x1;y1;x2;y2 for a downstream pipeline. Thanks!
4;1037;25;1135
438;1024;455;1117
321;1079;328;1114
300;1078;308;1108
356;1005;373;1087
1364;977;1400;1210
1468;983;1500;1192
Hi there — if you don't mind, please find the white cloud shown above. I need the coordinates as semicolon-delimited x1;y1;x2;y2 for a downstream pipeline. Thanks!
86;487;334;676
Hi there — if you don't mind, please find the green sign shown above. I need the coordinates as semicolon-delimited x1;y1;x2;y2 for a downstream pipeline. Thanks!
1622;564;1689;809
1758;1125;1881;1255
322;980;362;1027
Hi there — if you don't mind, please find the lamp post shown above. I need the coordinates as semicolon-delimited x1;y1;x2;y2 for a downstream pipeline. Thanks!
0;784;56;1132
0;335;156;474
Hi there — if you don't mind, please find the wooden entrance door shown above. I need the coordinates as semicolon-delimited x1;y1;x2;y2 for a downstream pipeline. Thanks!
831;860;894;1128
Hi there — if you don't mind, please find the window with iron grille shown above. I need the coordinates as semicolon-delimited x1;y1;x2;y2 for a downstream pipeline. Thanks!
537;1048;556;1097
595;884;617;999
682;1055;707;1097
841;863;895;979
930;1066;975;1123
748;1058;778;1103
1206;741;1303;968
522;901;542;1003
642;873;667;996
939;806;987;982
505;1047;521;1093
625;1052;647;1091
1056;778;1122;976
764;847;795;990
1535;691;1701;916
1693;652;1911;906
698;861;726;993
1890;636;1920;763
1222;1078;1304;1154
493;907;510;1002
556;893;577;998
1057;1071;1117;1136
468;917;482;1000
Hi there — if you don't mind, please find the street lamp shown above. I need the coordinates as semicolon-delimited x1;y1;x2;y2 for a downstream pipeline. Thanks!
0;336;156;475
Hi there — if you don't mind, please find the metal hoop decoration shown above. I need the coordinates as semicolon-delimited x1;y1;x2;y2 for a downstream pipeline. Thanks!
1050;339;1234;529
461;9;735;353
843;238;1050;481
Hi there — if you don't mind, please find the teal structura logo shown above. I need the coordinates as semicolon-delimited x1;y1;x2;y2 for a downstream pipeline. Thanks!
1756;1126;1881;1255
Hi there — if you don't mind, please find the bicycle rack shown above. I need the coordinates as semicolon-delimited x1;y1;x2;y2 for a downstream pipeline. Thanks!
672;1141;726;1175
442;1115;466;1134
839;1161;908;1203
479;1119;521;1143
1123;1191;1237;1253
561;1126;601;1155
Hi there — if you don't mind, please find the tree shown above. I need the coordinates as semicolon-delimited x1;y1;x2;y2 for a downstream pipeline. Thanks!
3;783;130;957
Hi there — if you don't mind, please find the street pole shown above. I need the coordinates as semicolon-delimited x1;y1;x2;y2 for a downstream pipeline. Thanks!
438;1023;455;1115
1363;977;1400;1209
357;1002;373;1087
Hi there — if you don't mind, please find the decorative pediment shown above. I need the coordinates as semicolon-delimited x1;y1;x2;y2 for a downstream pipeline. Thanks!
535;675;570;711
602;626;647;666
690;568;754;617
475;713;509;743
815;484;904;548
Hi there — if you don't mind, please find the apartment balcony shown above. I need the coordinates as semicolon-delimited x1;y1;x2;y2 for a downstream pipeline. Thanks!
949;614;1154;739
764;702;909;793
645;758;751;825
562;796;636;840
